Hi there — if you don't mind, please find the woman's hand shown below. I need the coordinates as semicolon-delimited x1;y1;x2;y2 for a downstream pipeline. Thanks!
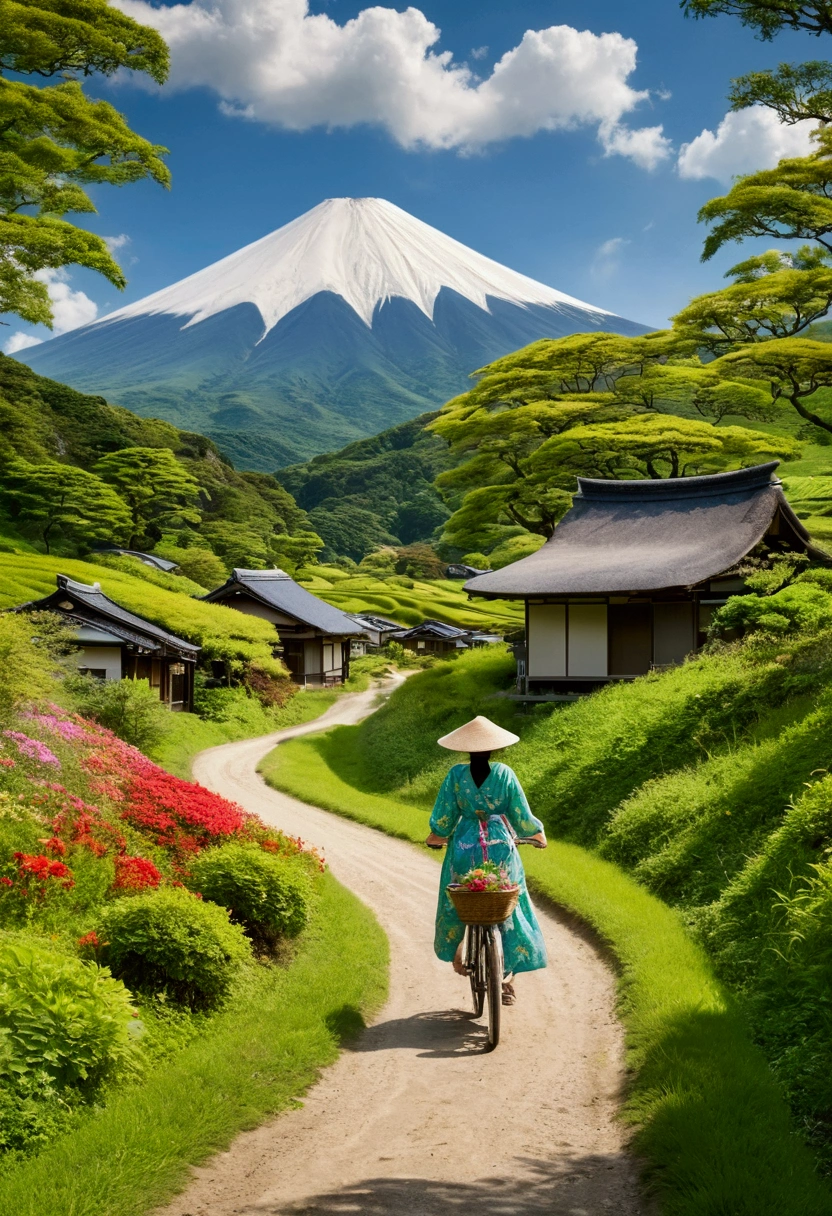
530;831;547;849
425;832;448;850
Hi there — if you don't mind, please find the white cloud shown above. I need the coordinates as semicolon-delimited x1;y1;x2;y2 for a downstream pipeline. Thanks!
678;106;817;182
103;233;131;255
4;331;42;355
36;270;99;333
113;0;670;165
601;122;671;170
3;269;98;355
470;46;488;61
591;235;630;280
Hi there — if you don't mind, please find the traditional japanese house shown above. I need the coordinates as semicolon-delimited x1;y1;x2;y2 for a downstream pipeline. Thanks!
17;575;199;710
464;463;827;697
203;568;364;686
392;619;472;654
348;613;406;655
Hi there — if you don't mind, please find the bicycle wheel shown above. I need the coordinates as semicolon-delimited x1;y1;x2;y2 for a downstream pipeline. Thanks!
484;925;504;1050
467;926;485;1017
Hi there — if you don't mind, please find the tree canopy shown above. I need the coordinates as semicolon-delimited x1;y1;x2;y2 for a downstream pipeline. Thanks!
672;247;832;352
681;0;832;38
714;337;832;434
0;459;130;551
429;332;798;555
93;447;201;550
1;0;170;327
698;128;832;261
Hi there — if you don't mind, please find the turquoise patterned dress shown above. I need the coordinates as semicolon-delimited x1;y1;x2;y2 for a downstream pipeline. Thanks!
430;762;548;975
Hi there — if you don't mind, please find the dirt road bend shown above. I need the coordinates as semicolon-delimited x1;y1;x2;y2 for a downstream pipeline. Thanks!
161;677;643;1216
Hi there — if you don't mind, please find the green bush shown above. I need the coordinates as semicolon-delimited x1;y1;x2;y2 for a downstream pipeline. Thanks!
187;844;312;951
68;675;171;753
0;943;137;1092
99;887;251;1008
713;583;832;636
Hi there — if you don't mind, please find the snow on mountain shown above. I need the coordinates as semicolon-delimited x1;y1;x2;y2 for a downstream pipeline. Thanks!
21;197;648;471
97;197;612;334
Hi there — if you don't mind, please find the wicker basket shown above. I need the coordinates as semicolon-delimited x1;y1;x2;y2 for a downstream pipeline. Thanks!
448;884;520;925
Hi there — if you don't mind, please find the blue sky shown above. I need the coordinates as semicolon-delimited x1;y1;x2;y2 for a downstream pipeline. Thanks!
6;0;826;351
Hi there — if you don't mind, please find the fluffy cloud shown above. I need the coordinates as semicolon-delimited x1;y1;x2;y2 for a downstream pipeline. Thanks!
4;331;42;355
113;0;669;165
678;106;817;182
3;270;98;355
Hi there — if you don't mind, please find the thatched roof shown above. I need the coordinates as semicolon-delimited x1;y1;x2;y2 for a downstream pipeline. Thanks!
465;463;825;599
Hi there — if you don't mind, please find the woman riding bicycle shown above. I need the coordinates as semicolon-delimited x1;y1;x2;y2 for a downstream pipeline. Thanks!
425;715;547;1005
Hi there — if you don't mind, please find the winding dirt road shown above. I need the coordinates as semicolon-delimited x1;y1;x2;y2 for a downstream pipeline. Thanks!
161;678;643;1216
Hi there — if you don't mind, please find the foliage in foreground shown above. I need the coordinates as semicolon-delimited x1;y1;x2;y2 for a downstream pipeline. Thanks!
0;614;324;1163
0;873;387;1215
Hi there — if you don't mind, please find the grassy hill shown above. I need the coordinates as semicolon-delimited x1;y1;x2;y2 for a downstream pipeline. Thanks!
297;565;523;631
0;553;281;672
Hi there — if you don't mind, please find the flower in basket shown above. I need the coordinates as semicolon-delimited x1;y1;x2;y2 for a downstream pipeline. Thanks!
453;861;515;892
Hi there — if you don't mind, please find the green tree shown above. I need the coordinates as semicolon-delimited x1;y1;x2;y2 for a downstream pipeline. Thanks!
430;331;785;551
698;128;832;262
681;0;832;38
714;337;832;434
729;60;832;126
93;447;201;549
672;247;832;352
0;458;130;551
1;0;170;327
531;414;798;483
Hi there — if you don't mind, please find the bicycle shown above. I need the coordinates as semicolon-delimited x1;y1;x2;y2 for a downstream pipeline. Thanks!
429;835;542;1051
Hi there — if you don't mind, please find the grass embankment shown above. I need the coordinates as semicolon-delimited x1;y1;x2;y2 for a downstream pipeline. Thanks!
0;554;282;672
260;650;832;1215
0;871;387;1216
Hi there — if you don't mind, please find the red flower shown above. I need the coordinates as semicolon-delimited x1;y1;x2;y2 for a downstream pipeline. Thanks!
11;852;74;892
112;855;162;891
77;930;101;951
0;877;12;888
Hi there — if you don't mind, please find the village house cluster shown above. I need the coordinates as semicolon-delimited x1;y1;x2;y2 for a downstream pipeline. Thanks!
12;462;822;709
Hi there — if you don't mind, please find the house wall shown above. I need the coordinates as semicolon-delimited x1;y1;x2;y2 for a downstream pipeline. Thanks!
75;646;122;681
528;605;565;677
568;603;607;677
527;596;697;685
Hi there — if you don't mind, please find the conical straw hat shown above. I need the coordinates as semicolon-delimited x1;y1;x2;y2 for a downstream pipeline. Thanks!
437;715;520;752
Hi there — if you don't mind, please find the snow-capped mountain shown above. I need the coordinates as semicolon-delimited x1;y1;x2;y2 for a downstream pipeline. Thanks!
21;198;649;471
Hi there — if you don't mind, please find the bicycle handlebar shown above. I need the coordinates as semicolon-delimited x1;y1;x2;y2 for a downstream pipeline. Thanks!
425;837;546;849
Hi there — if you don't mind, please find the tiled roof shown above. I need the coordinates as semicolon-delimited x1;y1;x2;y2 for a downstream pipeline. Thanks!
205;569;364;636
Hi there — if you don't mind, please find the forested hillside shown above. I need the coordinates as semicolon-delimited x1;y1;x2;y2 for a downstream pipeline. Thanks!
276;413;451;561
0;355;321;580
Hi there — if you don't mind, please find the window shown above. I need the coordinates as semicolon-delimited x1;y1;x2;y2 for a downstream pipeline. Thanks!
78;668;107;681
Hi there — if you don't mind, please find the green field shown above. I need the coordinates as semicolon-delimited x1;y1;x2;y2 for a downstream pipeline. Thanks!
298;567;523;631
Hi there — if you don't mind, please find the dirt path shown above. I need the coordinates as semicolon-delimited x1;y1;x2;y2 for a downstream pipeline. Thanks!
161;678;643;1216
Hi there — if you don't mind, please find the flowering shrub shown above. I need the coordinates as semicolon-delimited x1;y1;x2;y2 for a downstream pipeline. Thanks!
112;856;161;892
11;851;75;895
452;862;515;893
99;887;251;1008
3;731;60;768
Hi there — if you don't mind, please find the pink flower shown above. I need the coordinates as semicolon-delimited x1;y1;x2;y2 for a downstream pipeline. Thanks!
3;731;60;768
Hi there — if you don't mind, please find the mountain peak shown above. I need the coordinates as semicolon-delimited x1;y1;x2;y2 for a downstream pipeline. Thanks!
97;196;612;335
